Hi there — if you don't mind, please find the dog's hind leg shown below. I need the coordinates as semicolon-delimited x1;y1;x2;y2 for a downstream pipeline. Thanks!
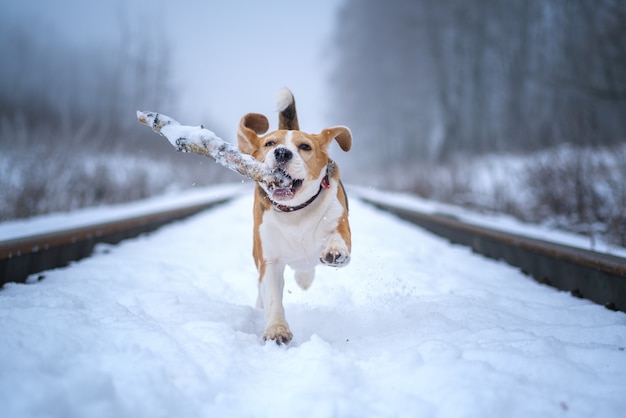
255;288;264;309
294;269;315;290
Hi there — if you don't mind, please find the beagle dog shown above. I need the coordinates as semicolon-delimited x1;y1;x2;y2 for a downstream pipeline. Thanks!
237;88;352;344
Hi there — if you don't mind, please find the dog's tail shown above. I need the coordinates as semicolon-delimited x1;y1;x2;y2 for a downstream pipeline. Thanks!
275;87;299;130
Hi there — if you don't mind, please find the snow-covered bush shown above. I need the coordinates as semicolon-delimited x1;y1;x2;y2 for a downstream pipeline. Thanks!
523;145;626;246
0;116;236;221
370;144;626;248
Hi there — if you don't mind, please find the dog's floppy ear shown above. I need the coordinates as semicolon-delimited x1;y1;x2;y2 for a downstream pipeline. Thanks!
237;113;269;155
318;126;352;152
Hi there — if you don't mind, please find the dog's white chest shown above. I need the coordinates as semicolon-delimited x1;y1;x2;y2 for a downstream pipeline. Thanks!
258;195;342;270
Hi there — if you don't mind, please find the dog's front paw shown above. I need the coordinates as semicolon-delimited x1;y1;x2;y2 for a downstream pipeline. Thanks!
263;323;293;345
320;247;351;267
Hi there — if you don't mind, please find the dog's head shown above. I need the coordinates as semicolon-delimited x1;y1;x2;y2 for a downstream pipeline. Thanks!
237;90;351;205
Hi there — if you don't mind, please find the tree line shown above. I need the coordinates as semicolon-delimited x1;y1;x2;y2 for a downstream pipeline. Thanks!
0;13;232;220
330;0;626;165
0;13;175;153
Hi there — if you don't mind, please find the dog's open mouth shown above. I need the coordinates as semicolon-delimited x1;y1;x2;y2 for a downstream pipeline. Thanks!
269;169;303;201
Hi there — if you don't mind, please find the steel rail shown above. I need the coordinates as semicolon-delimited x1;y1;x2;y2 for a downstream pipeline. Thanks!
358;195;626;312
0;196;234;286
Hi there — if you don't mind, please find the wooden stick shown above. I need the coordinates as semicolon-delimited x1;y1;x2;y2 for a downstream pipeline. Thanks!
136;111;290;188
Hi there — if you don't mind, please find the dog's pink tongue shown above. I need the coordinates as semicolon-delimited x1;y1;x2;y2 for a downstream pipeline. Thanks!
271;188;294;201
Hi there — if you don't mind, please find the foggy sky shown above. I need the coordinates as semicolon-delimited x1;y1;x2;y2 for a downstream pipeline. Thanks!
0;0;342;137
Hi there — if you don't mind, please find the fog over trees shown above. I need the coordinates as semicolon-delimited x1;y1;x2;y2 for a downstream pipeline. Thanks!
328;0;626;246
1;1;625;245
0;13;174;151
0;12;231;219
331;0;626;166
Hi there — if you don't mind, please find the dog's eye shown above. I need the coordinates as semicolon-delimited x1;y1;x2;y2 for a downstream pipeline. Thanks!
264;141;276;147
298;143;312;151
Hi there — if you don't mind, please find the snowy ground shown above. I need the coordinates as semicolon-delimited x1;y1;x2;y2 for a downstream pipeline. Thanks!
1;185;626;418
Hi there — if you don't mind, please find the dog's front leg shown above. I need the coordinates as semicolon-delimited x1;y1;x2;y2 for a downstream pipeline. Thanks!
321;231;351;267
258;263;293;344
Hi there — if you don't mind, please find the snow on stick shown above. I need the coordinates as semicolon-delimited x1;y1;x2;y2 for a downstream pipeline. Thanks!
136;111;290;187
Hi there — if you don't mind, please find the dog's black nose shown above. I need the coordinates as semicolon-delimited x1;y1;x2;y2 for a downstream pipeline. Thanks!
274;148;293;164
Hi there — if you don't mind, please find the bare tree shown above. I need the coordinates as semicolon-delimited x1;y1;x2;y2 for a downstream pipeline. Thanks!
0;9;227;221
330;0;626;165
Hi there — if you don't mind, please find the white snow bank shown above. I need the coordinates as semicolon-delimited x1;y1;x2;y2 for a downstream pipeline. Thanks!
0;183;247;241
352;185;626;257
1;190;625;418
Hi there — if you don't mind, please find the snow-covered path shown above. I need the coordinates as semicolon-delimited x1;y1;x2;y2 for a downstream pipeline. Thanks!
1;189;625;418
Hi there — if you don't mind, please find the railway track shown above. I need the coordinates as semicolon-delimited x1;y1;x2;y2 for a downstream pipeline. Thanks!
2;186;625;312
354;189;626;313
0;190;237;286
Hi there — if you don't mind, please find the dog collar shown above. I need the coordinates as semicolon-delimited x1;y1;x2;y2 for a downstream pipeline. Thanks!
272;171;331;213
